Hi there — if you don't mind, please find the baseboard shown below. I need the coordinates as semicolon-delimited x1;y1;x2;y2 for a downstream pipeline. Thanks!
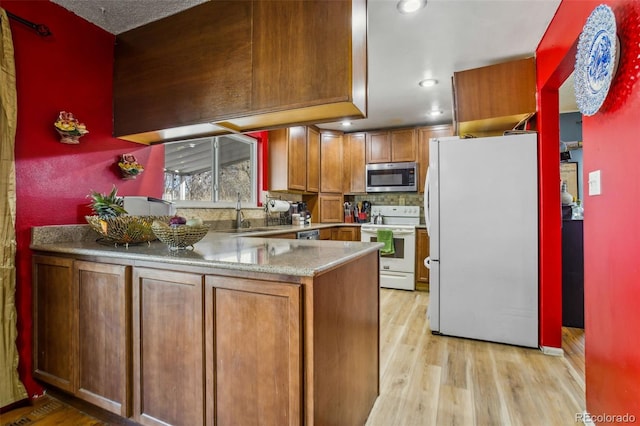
540;345;564;356
0;397;30;414
415;282;429;292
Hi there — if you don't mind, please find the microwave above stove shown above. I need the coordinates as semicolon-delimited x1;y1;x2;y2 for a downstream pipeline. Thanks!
365;161;418;192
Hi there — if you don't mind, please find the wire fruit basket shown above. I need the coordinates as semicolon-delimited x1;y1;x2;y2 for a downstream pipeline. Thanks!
85;215;171;247
151;221;209;250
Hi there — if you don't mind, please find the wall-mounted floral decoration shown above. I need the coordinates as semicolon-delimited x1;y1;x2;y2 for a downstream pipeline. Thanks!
54;111;88;144
117;153;145;179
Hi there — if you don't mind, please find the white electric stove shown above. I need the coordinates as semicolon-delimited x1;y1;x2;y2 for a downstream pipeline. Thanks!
360;205;420;290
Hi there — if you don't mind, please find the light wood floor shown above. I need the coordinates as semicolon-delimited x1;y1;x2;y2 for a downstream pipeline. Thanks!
2;288;585;426
366;289;585;426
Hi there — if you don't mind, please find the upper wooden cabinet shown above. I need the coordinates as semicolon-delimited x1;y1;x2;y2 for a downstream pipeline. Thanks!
366;129;417;163
344;132;366;194
113;0;367;144
269;126;319;193
417;125;453;193
453;57;536;136
391;128;417;162
307;127;320;193
365;131;391;163
320;131;344;193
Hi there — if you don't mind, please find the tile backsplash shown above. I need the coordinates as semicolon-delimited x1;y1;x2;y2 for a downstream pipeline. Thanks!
176;192;426;227
349;193;425;223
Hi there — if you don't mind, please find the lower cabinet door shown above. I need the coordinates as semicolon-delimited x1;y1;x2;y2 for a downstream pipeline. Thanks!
74;261;131;417
204;276;302;426
32;255;75;392
331;226;359;241
415;228;430;288
132;268;205;426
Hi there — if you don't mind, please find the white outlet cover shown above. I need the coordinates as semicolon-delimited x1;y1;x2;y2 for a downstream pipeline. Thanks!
588;170;602;196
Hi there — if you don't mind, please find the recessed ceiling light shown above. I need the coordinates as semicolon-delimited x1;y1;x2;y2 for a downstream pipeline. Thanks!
428;110;444;116
419;79;438;87
397;0;426;14
341;121;352;127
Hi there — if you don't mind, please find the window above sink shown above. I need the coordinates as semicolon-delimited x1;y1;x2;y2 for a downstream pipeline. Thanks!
163;134;258;209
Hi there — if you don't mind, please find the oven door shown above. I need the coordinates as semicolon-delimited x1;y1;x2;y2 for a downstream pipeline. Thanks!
360;226;416;273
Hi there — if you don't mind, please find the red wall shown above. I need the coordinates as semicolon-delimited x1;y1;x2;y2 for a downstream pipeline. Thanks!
0;0;164;398
538;0;640;422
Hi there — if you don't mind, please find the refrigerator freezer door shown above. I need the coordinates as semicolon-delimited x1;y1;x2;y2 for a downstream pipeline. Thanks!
437;134;538;347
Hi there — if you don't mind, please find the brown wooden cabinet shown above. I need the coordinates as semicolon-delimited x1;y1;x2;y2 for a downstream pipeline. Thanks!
204;276;302;425
74;261;131;417
317;194;345;223
344;132;366;193
366;131;391;163
132;268;205;426
320;131;344;193
33;255;75;393
31;248;379;426
417;125;454;193
307;127;320;193
390;128;417;162
33;256;131;416
269;232;298;239
415;228;430;291
319;228;333;240
269;126;319;193
113;0;367;144
113;1;252;142
453;57;536;136
331;226;360;241
366;128;417;163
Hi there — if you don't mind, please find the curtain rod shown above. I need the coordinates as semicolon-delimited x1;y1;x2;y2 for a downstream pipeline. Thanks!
6;11;52;37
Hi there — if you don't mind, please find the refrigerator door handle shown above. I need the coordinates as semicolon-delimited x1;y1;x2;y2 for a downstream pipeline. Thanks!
425;166;431;237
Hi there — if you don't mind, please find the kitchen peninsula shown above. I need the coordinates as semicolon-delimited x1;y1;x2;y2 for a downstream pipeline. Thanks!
30;226;381;426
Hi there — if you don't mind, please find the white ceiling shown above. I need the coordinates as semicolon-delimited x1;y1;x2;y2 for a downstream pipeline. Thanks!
52;0;576;133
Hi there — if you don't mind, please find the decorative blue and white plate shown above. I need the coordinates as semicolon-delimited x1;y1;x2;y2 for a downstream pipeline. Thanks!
574;4;617;116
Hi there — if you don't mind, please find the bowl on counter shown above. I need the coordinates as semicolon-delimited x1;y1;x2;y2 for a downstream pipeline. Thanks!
151;221;209;250
85;215;172;247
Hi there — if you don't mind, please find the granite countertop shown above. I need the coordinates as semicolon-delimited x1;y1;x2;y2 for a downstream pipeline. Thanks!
31;224;382;277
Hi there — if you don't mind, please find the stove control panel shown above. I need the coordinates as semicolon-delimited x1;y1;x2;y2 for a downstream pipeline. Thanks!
370;205;420;217
369;205;421;225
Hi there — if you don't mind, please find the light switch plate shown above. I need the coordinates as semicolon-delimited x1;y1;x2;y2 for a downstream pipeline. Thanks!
588;170;601;196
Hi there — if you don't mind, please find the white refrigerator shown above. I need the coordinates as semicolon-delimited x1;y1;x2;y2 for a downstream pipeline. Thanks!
425;133;538;348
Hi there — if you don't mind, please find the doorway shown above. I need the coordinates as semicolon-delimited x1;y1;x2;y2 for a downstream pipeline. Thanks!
558;74;585;389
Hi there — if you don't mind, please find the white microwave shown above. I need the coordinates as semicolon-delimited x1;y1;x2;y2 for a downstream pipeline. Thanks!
365;162;418;192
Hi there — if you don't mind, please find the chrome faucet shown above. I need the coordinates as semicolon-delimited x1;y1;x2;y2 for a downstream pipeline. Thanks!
236;192;244;229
